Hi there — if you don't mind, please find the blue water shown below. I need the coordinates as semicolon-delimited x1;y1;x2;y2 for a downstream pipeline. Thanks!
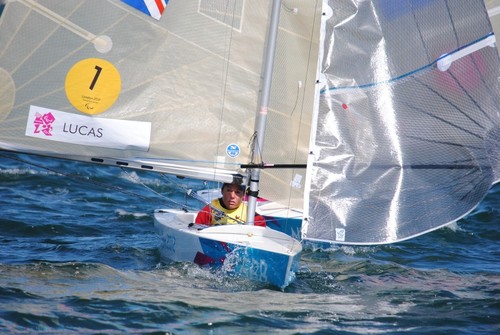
0;152;498;334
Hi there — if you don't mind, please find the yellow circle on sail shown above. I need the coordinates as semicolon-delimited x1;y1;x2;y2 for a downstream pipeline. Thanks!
65;58;121;115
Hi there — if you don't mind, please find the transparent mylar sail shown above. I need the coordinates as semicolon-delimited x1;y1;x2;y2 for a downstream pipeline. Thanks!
303;0;500;244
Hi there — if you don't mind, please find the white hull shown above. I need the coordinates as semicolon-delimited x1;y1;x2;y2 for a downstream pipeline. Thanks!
154;209;303;288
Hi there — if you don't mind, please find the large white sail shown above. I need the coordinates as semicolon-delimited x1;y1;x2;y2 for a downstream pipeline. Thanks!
0;0;319;199
303;0;500;245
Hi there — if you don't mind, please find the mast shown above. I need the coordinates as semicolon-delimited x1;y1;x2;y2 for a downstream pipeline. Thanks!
246;0;281;225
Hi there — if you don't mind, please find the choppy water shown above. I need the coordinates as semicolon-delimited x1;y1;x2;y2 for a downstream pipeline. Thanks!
0;153;498;334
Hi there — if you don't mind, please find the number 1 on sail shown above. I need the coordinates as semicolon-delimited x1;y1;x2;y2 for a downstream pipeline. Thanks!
89;66;102;91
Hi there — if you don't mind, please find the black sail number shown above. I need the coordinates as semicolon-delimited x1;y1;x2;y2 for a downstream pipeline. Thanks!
89;65;102;90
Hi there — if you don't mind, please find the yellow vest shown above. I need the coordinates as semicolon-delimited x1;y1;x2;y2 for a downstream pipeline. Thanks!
210;198;247;225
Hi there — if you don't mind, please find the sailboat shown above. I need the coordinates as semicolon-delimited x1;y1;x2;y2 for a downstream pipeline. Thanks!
1;0;499;288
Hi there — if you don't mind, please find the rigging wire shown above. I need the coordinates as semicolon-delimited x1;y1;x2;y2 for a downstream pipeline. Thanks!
248;131;260;164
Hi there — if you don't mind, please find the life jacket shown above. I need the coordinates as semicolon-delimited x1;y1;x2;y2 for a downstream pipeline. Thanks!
210;198;247;225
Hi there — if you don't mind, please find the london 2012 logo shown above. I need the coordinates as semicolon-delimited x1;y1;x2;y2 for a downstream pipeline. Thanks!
33;112;55;136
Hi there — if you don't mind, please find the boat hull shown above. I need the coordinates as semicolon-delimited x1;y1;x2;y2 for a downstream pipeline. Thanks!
154;209;302;288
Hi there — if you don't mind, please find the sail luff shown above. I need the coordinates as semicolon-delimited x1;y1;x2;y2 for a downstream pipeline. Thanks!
302;0;328;244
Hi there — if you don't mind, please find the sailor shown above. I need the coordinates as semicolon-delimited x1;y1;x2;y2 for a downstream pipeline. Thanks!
195;182;266;226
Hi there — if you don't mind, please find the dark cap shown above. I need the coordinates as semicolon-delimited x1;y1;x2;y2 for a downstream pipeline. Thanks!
221;182;246;192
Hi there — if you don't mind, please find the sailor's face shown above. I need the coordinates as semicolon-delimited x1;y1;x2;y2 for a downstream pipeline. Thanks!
222;184;244;209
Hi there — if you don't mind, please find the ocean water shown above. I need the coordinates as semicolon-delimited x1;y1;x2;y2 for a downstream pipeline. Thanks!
0;152;498;335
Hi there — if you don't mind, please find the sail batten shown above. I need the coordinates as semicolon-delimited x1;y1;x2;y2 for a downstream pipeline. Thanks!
18;0;99;43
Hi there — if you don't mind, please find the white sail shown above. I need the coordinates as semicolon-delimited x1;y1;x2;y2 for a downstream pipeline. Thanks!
303;0;500;245
0;0;319;196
